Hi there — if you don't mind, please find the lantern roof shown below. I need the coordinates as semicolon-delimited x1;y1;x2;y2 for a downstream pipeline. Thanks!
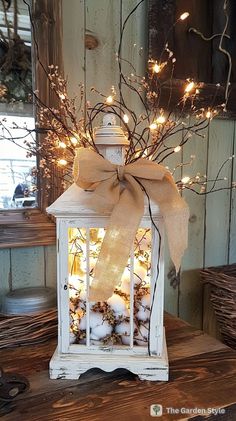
94;114;129;146
46;182;160;218
47;115;160;218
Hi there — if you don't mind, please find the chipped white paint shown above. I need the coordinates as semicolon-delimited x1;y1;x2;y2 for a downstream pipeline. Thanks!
47;124;168;381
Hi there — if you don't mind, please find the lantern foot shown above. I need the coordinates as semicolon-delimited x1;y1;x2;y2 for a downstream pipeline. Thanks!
49;336;169;382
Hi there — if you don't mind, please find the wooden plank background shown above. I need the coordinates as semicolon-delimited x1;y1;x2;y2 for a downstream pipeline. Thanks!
0;0;236;338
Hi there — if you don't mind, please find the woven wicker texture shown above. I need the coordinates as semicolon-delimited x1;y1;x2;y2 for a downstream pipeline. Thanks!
0;309;57;349
200;264;236;349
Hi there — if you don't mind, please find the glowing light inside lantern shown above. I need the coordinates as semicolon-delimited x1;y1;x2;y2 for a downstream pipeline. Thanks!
58;141;66;149
58;158;67;166
106;95;113;104
180;12;189;20
71;136;78;145
68;227;152;347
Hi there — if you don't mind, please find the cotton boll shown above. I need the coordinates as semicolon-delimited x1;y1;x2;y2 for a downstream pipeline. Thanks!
90;312;104;328
141;293;151;309
107;294;126;313
120;277;130;295
115;308;130;320
78;290;87;309
120;268;131;294
79;312;104;330
121;335;131;345
115;321;130;335
69;332;76;344
79;290;87;302
115;322;131;345
92;321;113;339
89;256;97;271
134;265;147;284
120;266;145;293
136;307;150;321
90;332;100;341
79;315;86;330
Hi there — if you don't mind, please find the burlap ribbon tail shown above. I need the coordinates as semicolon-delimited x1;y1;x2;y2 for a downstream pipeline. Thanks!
73;148;190;302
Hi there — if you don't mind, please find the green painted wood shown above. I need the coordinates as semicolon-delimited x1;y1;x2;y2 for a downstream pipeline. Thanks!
162;129;183;317
121;0;148;113
0;248;11;310
203;119;234;337
44;245;57;288
11;246;45;289
85;0;121;110
205;119;234;267
229;121;236;264
179;120;209;328
62;0;85;99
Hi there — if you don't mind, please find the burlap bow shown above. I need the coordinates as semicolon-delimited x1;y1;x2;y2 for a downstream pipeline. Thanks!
73;147;189;301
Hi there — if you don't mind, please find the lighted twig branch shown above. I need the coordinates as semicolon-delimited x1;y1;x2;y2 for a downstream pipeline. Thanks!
0;0;235;198
189;0;232;107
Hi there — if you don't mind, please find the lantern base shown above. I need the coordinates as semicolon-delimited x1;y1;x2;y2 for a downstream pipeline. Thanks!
49;333;169;381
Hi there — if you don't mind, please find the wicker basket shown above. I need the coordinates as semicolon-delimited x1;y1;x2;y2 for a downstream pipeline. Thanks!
200;264;236;349
0;308;58;349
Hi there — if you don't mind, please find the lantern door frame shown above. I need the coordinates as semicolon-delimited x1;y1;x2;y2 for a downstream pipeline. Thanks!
50;212;169;381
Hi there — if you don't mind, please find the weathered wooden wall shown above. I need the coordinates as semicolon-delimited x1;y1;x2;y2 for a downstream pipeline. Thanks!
0;0;235;336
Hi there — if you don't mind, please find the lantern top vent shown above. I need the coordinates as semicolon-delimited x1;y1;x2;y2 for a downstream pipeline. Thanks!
94;114;129;146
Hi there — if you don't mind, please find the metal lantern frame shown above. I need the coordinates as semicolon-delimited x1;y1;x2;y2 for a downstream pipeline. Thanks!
47;117;169;381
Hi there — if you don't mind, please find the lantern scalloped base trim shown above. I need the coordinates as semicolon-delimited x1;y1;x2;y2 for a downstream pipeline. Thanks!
49;331;169;381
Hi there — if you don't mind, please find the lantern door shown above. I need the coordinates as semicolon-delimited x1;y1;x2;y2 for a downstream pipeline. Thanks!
56;216;164;357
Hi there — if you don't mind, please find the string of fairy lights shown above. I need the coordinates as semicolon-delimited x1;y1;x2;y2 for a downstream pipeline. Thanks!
0;2;235;194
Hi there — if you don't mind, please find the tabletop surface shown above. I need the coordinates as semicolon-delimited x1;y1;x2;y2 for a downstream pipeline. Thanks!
0;313;236;421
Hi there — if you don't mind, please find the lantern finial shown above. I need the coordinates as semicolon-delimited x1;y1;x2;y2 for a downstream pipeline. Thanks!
103;113;116;126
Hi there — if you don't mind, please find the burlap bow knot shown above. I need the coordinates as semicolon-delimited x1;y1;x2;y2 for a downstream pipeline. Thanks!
73;147;190;301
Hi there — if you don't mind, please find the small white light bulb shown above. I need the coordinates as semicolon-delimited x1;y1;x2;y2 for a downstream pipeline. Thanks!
58;141;66;149
185;81;195;93
106;95;113;104
70;136;78;145
149;122;158;130
174;146;181;153
123;114;129;123
58;159;67;166
156;115;166;124
180;12;189;20
153;63;161;73
181;176;190;184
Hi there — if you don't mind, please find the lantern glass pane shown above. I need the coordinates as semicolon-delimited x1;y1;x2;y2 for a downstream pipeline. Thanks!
133;228;151;346
68;227;87;345
89;228;130;346
68;226;152;349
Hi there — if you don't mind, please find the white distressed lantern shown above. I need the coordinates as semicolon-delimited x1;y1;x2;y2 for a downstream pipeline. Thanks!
47;115;169;381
